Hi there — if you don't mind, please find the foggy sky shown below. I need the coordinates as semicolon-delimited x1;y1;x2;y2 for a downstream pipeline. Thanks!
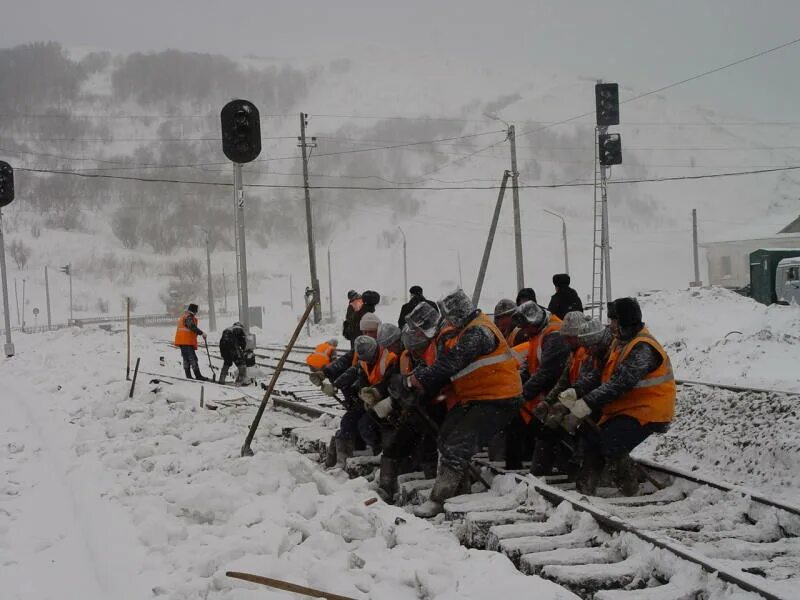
3;0;800;120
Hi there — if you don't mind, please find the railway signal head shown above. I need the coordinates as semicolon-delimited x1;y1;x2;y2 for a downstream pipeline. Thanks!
595;83;620;127
220;99;261;163
0;161;14;207
60;264;70;276
599;133;622;166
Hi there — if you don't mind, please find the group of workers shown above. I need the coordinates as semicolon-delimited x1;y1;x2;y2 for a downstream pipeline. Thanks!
306;274;676;517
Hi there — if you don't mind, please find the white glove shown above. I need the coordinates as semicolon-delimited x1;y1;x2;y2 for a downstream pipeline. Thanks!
372;397;394;419
359;387;382;408
558;388;578;410
569;398;592;420
321;380;336;397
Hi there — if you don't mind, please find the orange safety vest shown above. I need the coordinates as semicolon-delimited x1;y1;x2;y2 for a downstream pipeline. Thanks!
360;347;398;385
568;347;589;385
306;342;337;370
598;326;676;426
448;314;523;403
174;311;199;349
519;314;562;423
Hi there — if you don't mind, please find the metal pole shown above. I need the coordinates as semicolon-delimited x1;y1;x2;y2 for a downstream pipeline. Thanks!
68;265;73;324
289;273;294;310
600;162;612;302
21;278;25;330
544;209;569;274
398;226;408;301
222;268;228;313
45;265;51;328
203;230;216;332
14;278;20;326
327;242;334;320
0;209;15;356
692;208;702;286
299;112;321;324
509;125;524;290
234;162;250;332
232;184;242;322
472;170;510;306
457;250;463;288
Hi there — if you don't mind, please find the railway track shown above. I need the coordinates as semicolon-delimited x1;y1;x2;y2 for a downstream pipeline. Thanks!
262;376;798;600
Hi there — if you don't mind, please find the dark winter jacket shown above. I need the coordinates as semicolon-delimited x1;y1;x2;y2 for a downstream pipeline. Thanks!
398;294;439;328
544;330;614;403
521;330;571;401
581;325;663;411
323;350;355;382
219;325;246;362
413;311;501;395
342;302;363;342
547;287;584;319
183;313;204;336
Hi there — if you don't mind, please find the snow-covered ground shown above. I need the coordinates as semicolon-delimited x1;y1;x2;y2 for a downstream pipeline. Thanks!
1;287;798;598
0;328;575;600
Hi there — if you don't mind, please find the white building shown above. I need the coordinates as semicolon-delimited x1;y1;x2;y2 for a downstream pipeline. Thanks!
701;214;800;288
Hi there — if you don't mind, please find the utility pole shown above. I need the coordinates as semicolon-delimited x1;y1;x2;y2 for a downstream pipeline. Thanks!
600;157;612;304
691;208;702;286
232;199;241;319
327;241;334;321
222;268;228;313
299;112;321;323
508;125;524;290
473;171;510;306
289;273;294;310
201;228;216;332
398;226;408;301
14;278;20;326
0;208;14;356
233;163;250;331
44;265;51;328
66;265;73;324
21;278;25;330
457;250;463;289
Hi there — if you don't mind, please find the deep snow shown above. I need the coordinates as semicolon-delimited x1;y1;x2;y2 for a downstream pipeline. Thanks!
1;287;798;598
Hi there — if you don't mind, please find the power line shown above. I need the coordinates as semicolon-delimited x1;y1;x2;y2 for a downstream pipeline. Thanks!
16;163;800;191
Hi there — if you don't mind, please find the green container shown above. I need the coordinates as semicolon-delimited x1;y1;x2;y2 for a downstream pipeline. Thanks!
749;248;800;305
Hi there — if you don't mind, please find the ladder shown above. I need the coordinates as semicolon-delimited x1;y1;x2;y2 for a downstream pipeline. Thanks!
590;126;605;321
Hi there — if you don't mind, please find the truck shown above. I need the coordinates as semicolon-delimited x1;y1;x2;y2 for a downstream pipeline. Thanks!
775;256;800;305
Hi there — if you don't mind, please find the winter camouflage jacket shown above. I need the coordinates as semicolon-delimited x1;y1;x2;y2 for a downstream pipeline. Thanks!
521;330;571;401
581;325;663;411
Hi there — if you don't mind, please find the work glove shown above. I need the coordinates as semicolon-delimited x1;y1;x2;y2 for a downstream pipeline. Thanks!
372;397;394;419
569;398;592;420
309;371;326;387
544;402;570;430
202;332;208;340
558;388;578;410
321;380;336;397
560;413;582;435
532;401;551;424
358;387;382;408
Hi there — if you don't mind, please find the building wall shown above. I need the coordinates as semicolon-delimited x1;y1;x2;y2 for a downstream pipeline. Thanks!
705;238;800;288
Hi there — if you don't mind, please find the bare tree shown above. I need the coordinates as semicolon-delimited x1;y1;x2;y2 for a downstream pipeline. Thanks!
8;239;31;270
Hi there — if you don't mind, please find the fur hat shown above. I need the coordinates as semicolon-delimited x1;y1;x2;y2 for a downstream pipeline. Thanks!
187;303;199;314
552;273;571;287
516;287;537;306
613;297;642;327
409;285;423;296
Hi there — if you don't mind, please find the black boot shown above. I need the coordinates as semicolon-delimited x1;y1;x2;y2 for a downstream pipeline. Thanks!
218;364;229;385
324;436;337;468
576;452;605;496
192;366;208;381
531;438;557;477
378;456;399;503
609;453;640;496
413;464;464;518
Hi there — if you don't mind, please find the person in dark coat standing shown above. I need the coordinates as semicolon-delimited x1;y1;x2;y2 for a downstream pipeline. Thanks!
218;321;248;384
343;290;364;349
516;287;537;306
398;285;437;327
547;274;583;319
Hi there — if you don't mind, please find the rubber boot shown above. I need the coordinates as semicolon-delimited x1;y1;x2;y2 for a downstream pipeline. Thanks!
531;438;557;477
413;464;464;518
610;453;640;497
323;436;337;468
235;366;248;386
576;452;604;496
334;437;354;469
377;456;399;503
184;367;193;380
218;364;229;385
192;364;208;381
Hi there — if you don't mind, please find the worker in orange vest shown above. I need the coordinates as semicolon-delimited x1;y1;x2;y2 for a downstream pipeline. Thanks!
173;303;208;380
503;301;570;472
556;297;675;496
405;289;522;517
493;298;530;347
306;338;338;370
